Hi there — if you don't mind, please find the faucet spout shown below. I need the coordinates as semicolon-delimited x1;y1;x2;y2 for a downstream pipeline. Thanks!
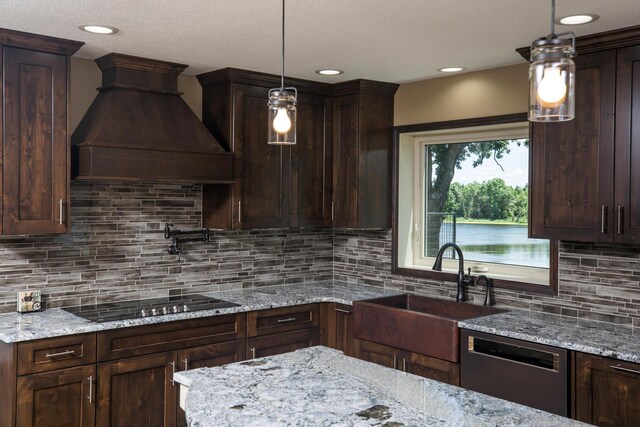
432;243;470;302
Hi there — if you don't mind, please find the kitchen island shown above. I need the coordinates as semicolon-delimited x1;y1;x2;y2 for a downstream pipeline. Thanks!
174;346;586;427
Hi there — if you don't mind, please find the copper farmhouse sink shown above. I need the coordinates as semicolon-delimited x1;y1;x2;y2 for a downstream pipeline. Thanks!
352;294;505;362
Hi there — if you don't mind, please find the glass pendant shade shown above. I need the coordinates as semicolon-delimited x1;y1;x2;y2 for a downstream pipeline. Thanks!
268;89;297;145
529;39;576;122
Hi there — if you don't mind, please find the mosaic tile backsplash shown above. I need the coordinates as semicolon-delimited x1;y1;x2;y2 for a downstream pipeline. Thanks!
0;182;638;329
0;182;332;312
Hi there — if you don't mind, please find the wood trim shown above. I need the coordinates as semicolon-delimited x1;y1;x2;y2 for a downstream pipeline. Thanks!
392;113;559;296
331;79;399;97
95;53;187;75
517;25;640;61
0;27;83;55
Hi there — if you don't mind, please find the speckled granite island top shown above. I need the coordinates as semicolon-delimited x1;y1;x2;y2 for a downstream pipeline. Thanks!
174;346;585;427
0;282;398;343
459;310;640;364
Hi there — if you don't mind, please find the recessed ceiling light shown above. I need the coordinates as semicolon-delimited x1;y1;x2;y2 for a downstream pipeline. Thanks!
78;25;119;35
556;14;599;26
315;69;344;76
437;67;465;73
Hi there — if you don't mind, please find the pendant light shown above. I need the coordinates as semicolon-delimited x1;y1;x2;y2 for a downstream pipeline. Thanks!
528;0;577;122
267;0;297;145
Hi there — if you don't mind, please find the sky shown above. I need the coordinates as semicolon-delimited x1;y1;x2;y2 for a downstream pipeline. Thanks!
451;139;529;188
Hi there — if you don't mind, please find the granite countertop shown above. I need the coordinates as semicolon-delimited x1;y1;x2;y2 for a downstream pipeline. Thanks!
0;282;398;343
174;346;586;427
459;310;640;364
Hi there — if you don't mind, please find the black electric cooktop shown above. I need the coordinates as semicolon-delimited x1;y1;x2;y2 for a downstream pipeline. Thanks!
63;294;240;323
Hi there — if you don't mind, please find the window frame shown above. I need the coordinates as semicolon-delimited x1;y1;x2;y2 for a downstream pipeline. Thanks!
392;113;558;296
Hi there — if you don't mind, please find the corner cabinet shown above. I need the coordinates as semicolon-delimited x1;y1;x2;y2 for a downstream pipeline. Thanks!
332;81;398;229
0;28;83;235
529;30;640;243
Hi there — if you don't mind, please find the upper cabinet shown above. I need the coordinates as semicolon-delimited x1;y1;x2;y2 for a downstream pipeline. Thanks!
332;81;398;229
199;68;396;230
0;28;83;235
528;27;640;243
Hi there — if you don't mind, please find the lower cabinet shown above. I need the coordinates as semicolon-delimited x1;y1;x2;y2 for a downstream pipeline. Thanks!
575;352;640;426
334;304;356;357
248;328;319;359
354;338;460;386
17;364;96;427
97;351;177;427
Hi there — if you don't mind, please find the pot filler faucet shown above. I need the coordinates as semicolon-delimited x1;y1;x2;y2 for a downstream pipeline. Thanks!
432;243;473;302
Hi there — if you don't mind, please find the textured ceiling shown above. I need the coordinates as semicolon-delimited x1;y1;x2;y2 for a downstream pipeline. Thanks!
2;0;639;83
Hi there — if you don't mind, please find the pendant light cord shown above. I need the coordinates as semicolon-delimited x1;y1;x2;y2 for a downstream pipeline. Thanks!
281;0;285;90
550;0;556;37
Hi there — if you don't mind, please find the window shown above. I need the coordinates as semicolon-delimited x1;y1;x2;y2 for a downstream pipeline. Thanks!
394;116;557;292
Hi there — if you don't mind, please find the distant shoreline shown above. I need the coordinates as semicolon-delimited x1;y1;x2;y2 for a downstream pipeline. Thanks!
449;220;527;226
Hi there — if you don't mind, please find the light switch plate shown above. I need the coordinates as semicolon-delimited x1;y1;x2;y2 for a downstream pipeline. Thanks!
17;290;42;313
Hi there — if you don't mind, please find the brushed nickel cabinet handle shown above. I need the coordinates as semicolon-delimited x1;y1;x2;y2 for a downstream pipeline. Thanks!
601;205;607;234
331;202;335;221
276;317;297;323
403;358;408;372
611;364;640;375
334;308;351;314
59;199;64;225
250;347;256;359
45;349;75;358
238;201;242;223
617;206;623;235
183;358;189;371
170;361;176;386
393;356;397;370
87;376;92;403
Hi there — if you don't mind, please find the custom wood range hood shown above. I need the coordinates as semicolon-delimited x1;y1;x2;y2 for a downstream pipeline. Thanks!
71;53;233;183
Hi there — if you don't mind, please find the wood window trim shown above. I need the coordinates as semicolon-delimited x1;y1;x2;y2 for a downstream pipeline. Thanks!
391;113;559;296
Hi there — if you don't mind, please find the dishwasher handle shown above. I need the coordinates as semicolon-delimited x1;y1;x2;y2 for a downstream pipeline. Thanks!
468;335;560;372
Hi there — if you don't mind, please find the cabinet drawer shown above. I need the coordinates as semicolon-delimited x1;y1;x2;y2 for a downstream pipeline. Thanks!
247;304;319;337
97;313;246;361
247;328;319;359
17;333;97;375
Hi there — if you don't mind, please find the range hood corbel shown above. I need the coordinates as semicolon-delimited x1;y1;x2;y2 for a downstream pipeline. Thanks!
71;53;233;184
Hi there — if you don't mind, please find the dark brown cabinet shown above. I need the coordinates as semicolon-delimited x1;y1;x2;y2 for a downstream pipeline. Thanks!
17;365;96;427
199;69;332;229
334;304;356;357
0;29;82;235
247;328;320;359
332;82;398;229
97;352;177;427
354;338;460;386
529;33;640;243
575;352;640;426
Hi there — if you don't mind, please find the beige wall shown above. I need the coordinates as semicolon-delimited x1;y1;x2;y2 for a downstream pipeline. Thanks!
69;57;203;133
394;63;529;126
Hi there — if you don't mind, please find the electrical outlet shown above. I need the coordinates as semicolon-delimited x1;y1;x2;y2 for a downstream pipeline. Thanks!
17;290;42;313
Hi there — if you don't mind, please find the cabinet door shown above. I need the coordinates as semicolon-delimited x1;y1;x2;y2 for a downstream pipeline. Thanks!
233;83;289;229
17;365;95;427
291;93;332;227
97;352;177;427
404;351;460;386
614;45;640;243
335;305;355;357
247;328;319;359
2;47;68;235
529;50;616;241
575;353;640;426
354;338;402;370
332;94;360;227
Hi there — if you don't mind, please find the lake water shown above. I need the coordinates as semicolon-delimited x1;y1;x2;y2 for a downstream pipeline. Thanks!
452;223;549;268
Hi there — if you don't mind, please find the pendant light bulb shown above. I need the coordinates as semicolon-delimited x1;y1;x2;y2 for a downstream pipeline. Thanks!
536;67;567;108
273;107;292;134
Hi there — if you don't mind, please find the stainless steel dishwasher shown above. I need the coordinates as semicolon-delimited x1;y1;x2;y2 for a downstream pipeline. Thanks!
461;330;568;416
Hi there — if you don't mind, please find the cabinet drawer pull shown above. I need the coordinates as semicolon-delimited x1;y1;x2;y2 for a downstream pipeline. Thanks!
59;199;64;225
276;317;297;323
87;376;92;403
403;358;408;372
601;205;607;234
331;202;335;222
250;347;256;359
617;206;623;235
170;361;176;386
334;308;351;314
611;364;640;376
238;201;242;223
393;356;397;370
184;358;189;371
45;349;75;358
